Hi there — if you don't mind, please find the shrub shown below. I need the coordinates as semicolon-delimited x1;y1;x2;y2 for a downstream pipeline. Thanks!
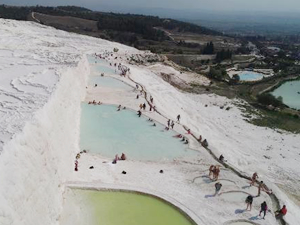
257;93;283;107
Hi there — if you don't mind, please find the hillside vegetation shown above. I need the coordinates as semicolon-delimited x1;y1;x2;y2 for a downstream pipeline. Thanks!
0;5;223;53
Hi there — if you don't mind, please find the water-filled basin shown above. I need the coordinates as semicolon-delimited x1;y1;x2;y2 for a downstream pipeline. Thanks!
60;189;196;225
272;79;300;110
80;104;198;161
238;71;264;81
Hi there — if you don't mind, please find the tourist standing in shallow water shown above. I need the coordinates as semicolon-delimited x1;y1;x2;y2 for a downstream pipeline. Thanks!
137;110;142;117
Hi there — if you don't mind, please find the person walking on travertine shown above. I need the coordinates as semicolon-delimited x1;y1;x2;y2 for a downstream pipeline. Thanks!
177;114;181;123
213;165;220;180
259;201;268;219
257;181;265;196
250;172;258;186
209;165;215;179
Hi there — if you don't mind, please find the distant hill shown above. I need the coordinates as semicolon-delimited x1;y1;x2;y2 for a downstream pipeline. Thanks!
0;5;220;36
0;5;225;54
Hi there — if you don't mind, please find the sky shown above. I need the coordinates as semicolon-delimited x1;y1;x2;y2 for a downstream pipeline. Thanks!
2;0;300;14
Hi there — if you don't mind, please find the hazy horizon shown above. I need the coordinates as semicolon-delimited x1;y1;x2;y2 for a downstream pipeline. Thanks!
3;0;300;35
3;0;300;15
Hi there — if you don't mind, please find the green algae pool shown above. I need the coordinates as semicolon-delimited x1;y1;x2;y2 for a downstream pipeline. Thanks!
61;189;195;225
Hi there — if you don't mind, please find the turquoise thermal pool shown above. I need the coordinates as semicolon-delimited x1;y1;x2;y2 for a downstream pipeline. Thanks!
88;55;116;74
80;104;199;161
238;71;264;81
89;76;133;90
271;79;300;110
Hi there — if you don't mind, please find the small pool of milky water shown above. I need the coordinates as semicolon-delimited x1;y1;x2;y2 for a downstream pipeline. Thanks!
238;71;265;81
60;189;196;225
272;79;300;110
80;104;199;161
220;192;249;202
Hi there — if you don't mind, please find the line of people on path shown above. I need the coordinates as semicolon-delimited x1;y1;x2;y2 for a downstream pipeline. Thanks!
210;169;287;221
88;100;102;105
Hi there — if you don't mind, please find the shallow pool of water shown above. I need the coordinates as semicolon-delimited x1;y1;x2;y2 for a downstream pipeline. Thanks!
80;104;198;161
272;79;300;110
88;55;116;74
220;192;248;203
89;76;133;90
61;189;195;225
238;71;264;81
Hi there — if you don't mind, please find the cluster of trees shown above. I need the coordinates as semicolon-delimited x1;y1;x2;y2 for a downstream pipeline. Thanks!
0;5;30;20
177;40;201;48
161;19;220;36
208;67;227;81
202;42;214;54
97;14;168;42
216;49;232;62
0;5;94;20
257;93;283;107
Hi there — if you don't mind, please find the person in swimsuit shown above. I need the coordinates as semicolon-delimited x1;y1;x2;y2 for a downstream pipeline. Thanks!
250;172;258;186
214;182;222;196
245;195;253;211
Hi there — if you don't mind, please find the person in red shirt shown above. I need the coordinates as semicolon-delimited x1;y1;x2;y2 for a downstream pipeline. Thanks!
275;205;287;219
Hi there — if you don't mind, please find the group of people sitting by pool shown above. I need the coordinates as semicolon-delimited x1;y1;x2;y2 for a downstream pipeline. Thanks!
88;100;102;105
112;153;127;164
117;105;126;111
173;134;189;144
74;150;87;171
